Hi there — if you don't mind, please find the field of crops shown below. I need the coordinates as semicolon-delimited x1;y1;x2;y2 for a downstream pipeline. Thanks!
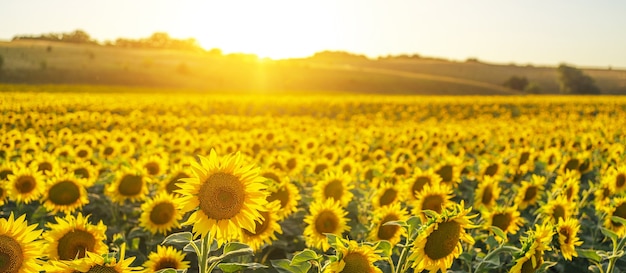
2;91;626;273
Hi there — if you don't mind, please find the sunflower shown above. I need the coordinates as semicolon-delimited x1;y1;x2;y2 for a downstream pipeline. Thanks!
539;147;562;174
73;144;94;161
510;147;537;175
479;159;506;178
552;170;579;201
241;200;283;252
98;142;120;160
159;165;191;196
602;196;626;237
176;150;268;245
6;162;46;204
310;158;333;175
474;176;501;210
324;239;383;273
313;170;354;207
482;206;524;242
266;178;301;220
43;213;108;261
141;245;190;273
556;218;582;261
70;245;138;273
368;202;408;246
0;212;44;273
371;182;404;209
303;198;351;251
409;202;476;273
539;195;576;224
510;222;554;273
514;174;546;210
406;168;442;201
42;172;89;214
28;151;59;175
411;182;454;222
388;161;411;178
106;167;150;204
137;154;169;178
338;157;359;177
433;155;463;185
139;192;182;235
69;160;99;187
604;165;626;195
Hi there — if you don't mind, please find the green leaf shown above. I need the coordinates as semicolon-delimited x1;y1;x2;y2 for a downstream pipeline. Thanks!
325;233;342;250
271;259;312;273
374;240;393;258
383;220;407;227
490;226;507;240
162;232;193;246
290;249;320;265
207;242;253;264
600;227;619;242
406;216;422;231
183;239;202;253
421;210;439;220
576;249;602;263
612;216;626;227
218;262;268;272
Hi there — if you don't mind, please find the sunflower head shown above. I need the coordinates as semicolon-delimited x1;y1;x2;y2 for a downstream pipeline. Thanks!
324;240;383;273
42;172;89;214
303;198;351;251
140;192;183;235
106;167;150;204
44;213;109;261
6;162;46;204
556;218;582;261
539;195;576;224
514;174;546;210
510;222;554;273
473;176;501;210
313;170;354;207
409;202;477;273
176;150;268;245
0;212;44;273
481;205;524;242
603;196;626;237
266;178;301;220
241;200;283;252
368;202;408;246
142;245;190;273
411;182;454;222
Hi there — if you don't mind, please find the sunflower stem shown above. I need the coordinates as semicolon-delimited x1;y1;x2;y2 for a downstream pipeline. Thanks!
199;234;210;273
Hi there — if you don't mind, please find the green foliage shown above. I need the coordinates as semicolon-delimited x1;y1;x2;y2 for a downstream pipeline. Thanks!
502;75;529;91
0;54;4;70
557;64;601;94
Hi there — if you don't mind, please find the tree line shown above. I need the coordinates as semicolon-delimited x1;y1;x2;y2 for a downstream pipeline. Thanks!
12;30;203;51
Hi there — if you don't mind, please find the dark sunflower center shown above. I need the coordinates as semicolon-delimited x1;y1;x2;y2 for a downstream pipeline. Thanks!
519;152;530;166
198;172;245;220
118;174;143;196
315;210;339;234
492;212;512;232
154;258;180;270
520;251;543;273
324;179;344;201
145;162;160;176
314;163;328;174
436;165;453;183
15;176;36;193
394;167;407;176
166;172;188;194
553;205;566;222
86;265;120;273
0;235;23;273
342;164;352;174
0;169;13;180
74;168;90;179
268;187;289;208
523;186;537;202
364;169;374;181
616;174;626;189
412;177;430;197
564;159;579;172
38;162;53;172
612;203;626;226
422;195;445;213
103;147;114;156
57;230;96;260
377;214;400;241
379;188;397;207
77;150;88;158
243;210;270;236
49;180;81;205
287;158;297;170
485;164;499;176
481;185;494;206
565;186;574;200
560;228;572;244
340;252;371;273
262;172;281;183
423;221;461;260
150;202;176;225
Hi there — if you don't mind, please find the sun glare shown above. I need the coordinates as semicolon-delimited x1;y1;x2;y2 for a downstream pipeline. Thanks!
170;1;337;59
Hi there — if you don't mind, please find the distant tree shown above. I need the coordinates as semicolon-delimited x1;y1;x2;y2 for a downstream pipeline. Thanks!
557;64;600;94
524;82;541;94
503;76;529;91
62;30;93;44
311;51;369;61
0;54;4;70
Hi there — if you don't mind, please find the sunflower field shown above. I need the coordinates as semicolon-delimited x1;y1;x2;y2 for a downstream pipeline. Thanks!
2;91;626;273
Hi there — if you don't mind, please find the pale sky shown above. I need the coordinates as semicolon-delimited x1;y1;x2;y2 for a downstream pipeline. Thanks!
1;0;625;67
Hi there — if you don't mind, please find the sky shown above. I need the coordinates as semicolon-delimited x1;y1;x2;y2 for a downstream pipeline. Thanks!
1;0;626;68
